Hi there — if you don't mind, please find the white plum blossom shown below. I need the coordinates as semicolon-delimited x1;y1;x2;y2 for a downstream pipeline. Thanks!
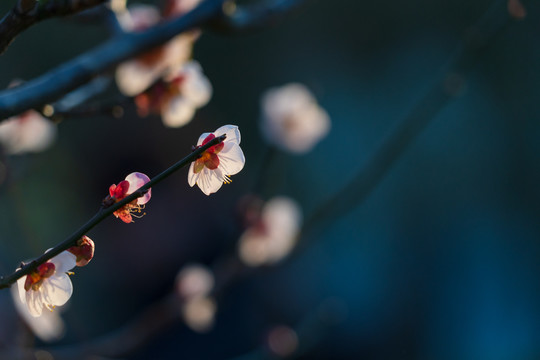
135;61;212;128
261;83;330;153
0;111;56;155
16;251;77;317
188;125;245;195
238;197;302;266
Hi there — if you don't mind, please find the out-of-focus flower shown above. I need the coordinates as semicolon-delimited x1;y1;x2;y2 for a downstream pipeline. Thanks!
16;251;77;317
175;264;216;333
238;197;302;266
267;325;299;357
68;235;95;267
115;4;200;96
181;296;216;333
135;61;212;127
508;0;526;19
176;264;214;300
108;172;152;223
0;110;56;155
11;285;66;342
188;125;245;195
261;83;330;153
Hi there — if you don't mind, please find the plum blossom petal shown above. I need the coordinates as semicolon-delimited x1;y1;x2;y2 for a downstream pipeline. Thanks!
162;96;196;128
39;273;73;308
217;142;245;176
238;197;302;266
49;250;77;273
214;124;241;145
0;111;56;155
179;61;213;107
116;60;166;97
125;172;152;204
11;284;65;341
261;83;330;153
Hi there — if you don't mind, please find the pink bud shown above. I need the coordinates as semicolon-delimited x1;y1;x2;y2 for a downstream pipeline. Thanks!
68;236;95;267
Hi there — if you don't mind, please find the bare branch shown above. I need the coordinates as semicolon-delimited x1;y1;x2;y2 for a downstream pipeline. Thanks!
0;135;226;290
0;0;227;120
0;0;108;55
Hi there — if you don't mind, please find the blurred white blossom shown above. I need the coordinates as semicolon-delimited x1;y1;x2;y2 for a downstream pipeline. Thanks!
135;61;212;128
176;264;216;333
0;111;56;155
238;197;302;266
261;83;330;153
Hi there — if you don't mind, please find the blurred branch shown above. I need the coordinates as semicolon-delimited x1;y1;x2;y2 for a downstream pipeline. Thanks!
0;0;227;120
212;0;306;33
0;0;107;55
302;0;529;235
0;0;305;121
0;135;226;290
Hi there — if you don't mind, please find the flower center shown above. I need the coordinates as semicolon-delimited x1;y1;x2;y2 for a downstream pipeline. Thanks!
193;134;225;173
24;262;56;291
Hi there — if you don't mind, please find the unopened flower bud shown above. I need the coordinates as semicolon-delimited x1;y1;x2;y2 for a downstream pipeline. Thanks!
68;236;95;267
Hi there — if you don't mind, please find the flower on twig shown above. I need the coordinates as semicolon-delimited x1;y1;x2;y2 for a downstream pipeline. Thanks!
135;61;212;127
15;251;77;317
0;110;56;155
261;83;330;153
107;172;152;223
188;125;245;195
238;197;302;266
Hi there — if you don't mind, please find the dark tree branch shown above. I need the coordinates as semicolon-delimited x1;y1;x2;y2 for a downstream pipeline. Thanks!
0;0;227;120
0;0;108;55
212;0;306;33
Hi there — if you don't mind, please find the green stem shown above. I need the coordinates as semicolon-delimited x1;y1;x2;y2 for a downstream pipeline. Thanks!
0;134;226;290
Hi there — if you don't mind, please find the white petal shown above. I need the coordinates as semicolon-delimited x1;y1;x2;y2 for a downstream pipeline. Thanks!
218;143;245;176
164;34;195;67
161;96;196;128
197;167;224;195
41;274;73;308
11;283;65;341
214;125;241;145
115;60;163;96
16;276;26;304
50;251;77;273
181;61;212;107
0;112;56;155
187;162;199;187
26;290;44;317
125;172;152;204
119;5;160;32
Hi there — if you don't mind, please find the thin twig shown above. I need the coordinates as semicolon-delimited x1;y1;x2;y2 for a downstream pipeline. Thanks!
0;134;226;290
0;0;107;55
